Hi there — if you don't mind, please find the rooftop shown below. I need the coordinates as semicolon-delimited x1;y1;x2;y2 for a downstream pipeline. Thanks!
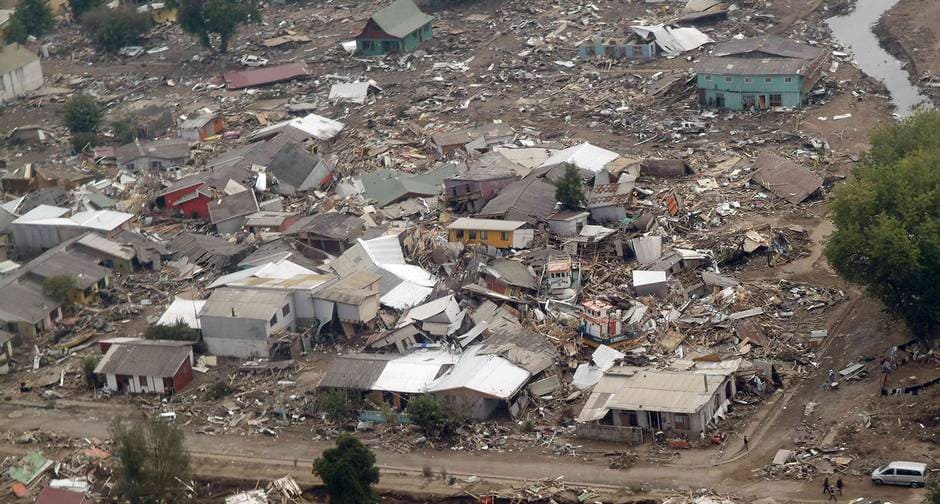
95;340;191;378
448;217;527;231
367;0;435;39
200;287;292;320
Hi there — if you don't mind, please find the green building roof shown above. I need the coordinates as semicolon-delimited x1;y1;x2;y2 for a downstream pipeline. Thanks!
370;0;433;39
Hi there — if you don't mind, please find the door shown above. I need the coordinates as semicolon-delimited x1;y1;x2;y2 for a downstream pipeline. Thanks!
881;468;896;484
758;95;767;109
648;411;662;430
715;93;725;108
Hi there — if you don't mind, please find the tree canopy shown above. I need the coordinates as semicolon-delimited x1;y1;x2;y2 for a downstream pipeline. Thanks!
112;417;192;504
825;110;940;339
177;0;258;53
4;0;54;43
313;433;380;504
43;275;76;302
405;394;455;438
80;6;151;53
69;0;102;18
554;164;586;210
63;94;103;133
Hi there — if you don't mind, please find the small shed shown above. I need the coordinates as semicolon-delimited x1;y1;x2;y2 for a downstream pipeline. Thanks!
546;210;590;237
354;0;434;56
180;113;224;142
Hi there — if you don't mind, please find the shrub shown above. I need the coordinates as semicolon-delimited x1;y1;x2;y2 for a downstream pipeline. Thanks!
80;6;151;53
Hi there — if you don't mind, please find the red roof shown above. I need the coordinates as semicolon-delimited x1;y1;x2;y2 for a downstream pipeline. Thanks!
223;62;310;90
37;488;88;504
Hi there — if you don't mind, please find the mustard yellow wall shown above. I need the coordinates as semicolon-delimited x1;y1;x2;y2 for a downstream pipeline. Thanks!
151;7;177;23
448;229;514;248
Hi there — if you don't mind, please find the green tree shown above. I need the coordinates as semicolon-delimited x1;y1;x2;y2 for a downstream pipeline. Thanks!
554;164;585;210
926;480;940;504
80;6;151;53
6;0;54;41
313;433;380;504
111;116;138;144
112;417;192;503
145;321;205;353
404;394;453;437
177;0;258;53
318;389;353;422
825;111;940;339
69;0;102;17
43;275;76;302
70;131;98;152
81;355;100;390
64;94;103;133
3;16;27;44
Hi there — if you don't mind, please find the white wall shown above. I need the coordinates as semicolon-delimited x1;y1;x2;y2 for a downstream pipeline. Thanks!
0;59;43;103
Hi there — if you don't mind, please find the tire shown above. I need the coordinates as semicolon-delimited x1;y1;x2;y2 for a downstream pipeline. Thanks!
911;482;920;488
873;479;883;486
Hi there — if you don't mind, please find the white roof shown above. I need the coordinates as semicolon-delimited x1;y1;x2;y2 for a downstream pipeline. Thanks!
540;142;620;173
629;25;714;55
448;217;527;231
328;81;381;105
13;204;70;223
70;210;134;231
0;195;24;214
372;349;459;394
208;259;316;289
252;113;345;141
157;296;207;329
402;294;458;323
429;345;530;399
493;147;558;169
633;270;667;287
381;281;433;310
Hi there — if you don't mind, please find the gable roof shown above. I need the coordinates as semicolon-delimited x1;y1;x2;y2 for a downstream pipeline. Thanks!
208;190;259;225
448;217;527;231
200;287;291;320
358;164;457;208
711;35;823;59
368;0;434;39
541;142;621;173
94;341;191;378
486;259;537;290
749;151;822;204
285;212;365;240
115;138;191;164
317;353;397;389
267;143;325;188
477;177;557;223
695;36;827;76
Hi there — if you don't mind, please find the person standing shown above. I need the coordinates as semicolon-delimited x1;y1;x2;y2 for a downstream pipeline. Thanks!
743;434;749;451
828;369;836;385
836;478;844;496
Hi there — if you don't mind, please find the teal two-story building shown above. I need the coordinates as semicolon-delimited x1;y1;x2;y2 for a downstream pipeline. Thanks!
694;36;828;111
354;0;434;56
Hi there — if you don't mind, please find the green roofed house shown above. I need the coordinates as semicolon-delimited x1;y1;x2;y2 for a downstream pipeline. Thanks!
695;35;828;111
355;0;434;56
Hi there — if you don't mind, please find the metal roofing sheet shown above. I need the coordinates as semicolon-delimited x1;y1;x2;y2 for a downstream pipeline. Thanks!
157;296;207;329
368;0;434;39
750;151;822;204
372;349;459;393
223;62;310;90
447;217;526;231
541;142;620;173
428;345;529;399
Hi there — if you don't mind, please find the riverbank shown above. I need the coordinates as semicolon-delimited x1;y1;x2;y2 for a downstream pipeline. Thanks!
874;0;940;106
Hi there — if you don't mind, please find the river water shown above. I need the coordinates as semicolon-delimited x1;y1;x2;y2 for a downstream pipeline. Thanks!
826;0;931;117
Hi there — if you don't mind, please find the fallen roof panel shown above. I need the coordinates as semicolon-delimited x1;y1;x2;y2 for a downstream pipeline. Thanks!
223;62;310;90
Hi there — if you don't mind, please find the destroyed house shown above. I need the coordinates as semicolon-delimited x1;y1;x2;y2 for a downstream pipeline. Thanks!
245;211;300;233
481;259;537;298
132;105;175;140
284;212;366;255
443;151;528;212
223;62;310;90
431;124;514;157
476;177;557;224
312;270;381;334
266;143;333;195
749;151;822;204
169;232;249;270
695;35;828;110
0;237;109;338
355;0;434;56
199;287;296;358
11;205;135;257
577;366;736;436
115;138;191;172
180;113;224;142
358;163;457;208
95;339;194;394
447;218;534;250
208;189;259;235
577;33;656;61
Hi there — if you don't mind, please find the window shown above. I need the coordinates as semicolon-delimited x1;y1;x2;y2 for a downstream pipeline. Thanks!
764;77;772;84
744;77;752;83
468;230;477;240
282;304;290;316
723;76;732;83
457;229;464;239
139;376;147;387
769;94;782;107
784;77;793;83
703;74;712;81
501;231;509;241
270;314;278;326
480;230;488;240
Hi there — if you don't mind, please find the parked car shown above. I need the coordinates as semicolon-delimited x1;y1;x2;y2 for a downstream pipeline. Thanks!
871;461;928;487
239;55;269;67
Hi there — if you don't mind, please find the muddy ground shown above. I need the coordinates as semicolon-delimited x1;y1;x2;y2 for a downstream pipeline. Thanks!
877;0;940;104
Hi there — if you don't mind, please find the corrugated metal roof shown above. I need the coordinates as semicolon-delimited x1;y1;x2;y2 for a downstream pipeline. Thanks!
157;296;206;329
368;0;434;39
577;367;727;421
750;151;822;204
541;142;620;173
429;345;529;399
317;353;396;389
477;177;557;223
223;62;310;90
208;189;259;225
0;43;38;75
711;35;823;59
200;287;291;320
372;349;459;393
94;341;190;378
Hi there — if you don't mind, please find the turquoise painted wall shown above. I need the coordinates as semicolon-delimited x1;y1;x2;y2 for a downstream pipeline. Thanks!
357;23;432;56
697;73;807;110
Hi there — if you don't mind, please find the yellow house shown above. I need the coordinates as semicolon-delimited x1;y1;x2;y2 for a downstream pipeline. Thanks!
447;217;534;249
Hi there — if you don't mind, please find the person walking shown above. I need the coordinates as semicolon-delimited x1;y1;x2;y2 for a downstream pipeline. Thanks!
836;478;844;496
828;369;836;384
823;477;832;495
743;434;749;451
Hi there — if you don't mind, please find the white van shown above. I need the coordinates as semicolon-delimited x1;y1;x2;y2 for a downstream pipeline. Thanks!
871;461;928;487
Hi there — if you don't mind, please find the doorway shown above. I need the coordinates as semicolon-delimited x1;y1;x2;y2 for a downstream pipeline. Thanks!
647;411;662;430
